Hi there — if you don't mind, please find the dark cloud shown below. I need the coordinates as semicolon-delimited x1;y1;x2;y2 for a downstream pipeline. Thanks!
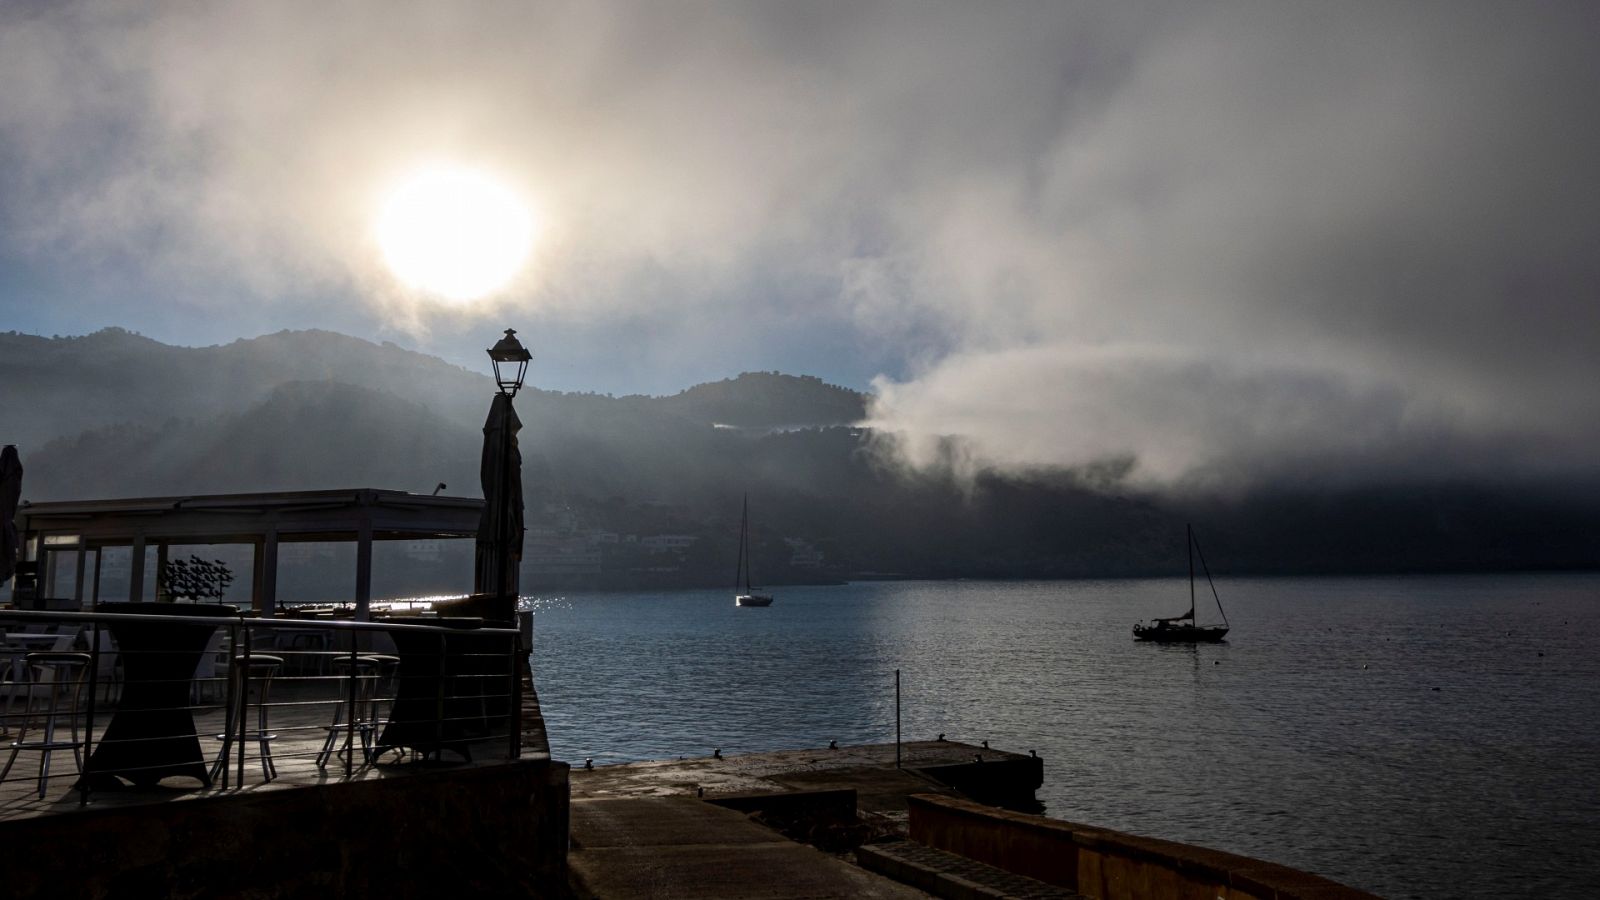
1;2;1596;487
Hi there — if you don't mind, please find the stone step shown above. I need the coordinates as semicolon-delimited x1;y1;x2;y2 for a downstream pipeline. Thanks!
859;838;1086;900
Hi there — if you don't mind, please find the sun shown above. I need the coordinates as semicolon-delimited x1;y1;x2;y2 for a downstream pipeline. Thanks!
374;166;536;302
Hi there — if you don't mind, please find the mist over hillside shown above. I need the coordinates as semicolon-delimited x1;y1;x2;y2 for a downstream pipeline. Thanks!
4;328;1597;590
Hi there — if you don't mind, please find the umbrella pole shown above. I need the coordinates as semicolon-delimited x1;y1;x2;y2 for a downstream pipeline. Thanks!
499;393;514;601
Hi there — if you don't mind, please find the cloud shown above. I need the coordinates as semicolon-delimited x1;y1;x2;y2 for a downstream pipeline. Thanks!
861;3;1600;488
867;342;1590;492
1;2;1597;488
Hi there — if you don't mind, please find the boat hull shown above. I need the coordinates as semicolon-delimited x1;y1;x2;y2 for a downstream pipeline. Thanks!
736;594;773;607
1133;624;1228;643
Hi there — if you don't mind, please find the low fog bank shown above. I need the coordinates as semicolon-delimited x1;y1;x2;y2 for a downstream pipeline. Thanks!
866;342;1600;494
7;330;1597;586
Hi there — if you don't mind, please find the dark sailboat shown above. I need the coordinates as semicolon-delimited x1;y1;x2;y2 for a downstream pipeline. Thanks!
1134;524;1229;642
734;494;773;607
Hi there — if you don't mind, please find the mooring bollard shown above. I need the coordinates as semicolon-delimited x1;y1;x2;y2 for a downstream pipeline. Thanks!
895;668;901;769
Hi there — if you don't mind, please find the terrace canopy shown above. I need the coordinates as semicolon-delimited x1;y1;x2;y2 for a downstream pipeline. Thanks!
12;488;484;618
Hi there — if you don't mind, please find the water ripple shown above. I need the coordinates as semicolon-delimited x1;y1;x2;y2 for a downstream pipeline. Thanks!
525;574;1600;898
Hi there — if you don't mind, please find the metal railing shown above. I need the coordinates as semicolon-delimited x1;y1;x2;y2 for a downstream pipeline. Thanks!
0;606;524;812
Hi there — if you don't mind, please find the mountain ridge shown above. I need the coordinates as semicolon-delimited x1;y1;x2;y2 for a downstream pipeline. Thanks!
4;327;1598;587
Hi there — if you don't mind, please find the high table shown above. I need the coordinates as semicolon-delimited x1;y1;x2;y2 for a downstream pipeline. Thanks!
373;618;515;762
79;603;238;789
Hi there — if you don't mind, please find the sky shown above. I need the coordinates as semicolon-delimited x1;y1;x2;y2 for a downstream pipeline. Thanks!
2;1;1598;492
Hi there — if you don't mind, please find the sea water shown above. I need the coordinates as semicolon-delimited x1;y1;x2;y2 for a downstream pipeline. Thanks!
526;574;1600;899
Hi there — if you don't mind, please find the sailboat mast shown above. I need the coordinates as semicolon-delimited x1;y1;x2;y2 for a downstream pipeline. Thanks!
1187;523;1195;621
1192;529;1228;627
736;494;749;591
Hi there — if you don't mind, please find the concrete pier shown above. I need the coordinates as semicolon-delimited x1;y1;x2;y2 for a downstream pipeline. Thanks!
569;796;926;899
572;740;1042;820
571;741;1377;900
569;741;1045;898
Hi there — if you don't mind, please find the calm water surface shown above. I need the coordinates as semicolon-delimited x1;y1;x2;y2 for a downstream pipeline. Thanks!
528;574;1600;898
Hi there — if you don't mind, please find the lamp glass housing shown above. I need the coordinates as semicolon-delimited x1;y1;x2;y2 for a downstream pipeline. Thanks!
487;328;531;396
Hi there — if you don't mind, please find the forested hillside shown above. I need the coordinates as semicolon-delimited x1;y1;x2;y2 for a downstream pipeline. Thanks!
4;328;1596;590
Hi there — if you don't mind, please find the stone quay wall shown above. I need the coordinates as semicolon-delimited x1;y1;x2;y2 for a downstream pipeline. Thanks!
908;793;1379;900
3;758;570;899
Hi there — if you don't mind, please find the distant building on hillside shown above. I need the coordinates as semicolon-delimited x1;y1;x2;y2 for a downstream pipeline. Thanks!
279;543;336;567
640;534;698;554
403;540;442;562
785;538;824;569
524;535;601;576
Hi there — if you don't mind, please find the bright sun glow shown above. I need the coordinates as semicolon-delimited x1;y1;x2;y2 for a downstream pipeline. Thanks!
375;166;536;302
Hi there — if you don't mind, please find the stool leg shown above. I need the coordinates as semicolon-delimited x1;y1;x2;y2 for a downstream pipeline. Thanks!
316;688;344;769
209;667;240;785
37;683;59;800
256;675;276;781
0;683;32;787
68;677;84;774
316;719;337;768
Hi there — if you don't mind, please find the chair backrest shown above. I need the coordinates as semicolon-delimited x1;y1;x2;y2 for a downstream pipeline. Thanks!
193;629;229;680
92;629;119;676
49;628;82;652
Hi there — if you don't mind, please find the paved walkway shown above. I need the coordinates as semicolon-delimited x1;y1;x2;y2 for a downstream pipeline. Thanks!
569;796;930;899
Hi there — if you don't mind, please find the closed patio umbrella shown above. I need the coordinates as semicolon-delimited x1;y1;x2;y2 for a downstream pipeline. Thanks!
473;392;524;609
0;445;20;588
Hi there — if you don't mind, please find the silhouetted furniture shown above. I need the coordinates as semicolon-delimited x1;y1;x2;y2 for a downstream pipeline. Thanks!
211;654;284;783
316;655;381;769
80;603;236;789
0;645;30;732
1;652;92;799
273;627;331;675
373;620;514;762
366;652;401;724
190;630;231;704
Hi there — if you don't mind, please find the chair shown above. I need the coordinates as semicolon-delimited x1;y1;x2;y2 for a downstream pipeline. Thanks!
0;652;92;800
210;654;284;784
190;630;231;705
0;646;29;737
365;653;401;726
275;628;330;676
90;629;121;704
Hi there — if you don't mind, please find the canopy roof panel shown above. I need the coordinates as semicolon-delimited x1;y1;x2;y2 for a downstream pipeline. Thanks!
17;488;484;545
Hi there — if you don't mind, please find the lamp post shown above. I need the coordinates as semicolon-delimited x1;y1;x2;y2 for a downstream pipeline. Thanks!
488;329;531;397
476;329;529;611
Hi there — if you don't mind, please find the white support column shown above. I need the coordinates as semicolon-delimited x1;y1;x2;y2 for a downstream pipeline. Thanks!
355;520;373;621
91;548;103;608
73;543;87;606
260;530;279;617
129;533;146;603
155;543;169;601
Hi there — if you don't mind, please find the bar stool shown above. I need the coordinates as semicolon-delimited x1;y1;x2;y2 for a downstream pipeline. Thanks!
316;656;381;769
211;654;284;783
360;654;403;763
364;654;401;724
0;652;92;800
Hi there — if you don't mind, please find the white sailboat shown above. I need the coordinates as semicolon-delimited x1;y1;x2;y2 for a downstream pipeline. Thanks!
734;494;773;607
1133;524;1230;642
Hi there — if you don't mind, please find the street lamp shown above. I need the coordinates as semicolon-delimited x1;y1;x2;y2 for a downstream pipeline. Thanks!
487;328;531;397
476;327;528;610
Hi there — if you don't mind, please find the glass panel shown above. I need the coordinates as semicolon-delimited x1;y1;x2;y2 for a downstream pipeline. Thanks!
371;537;475;604
159;544;255;608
